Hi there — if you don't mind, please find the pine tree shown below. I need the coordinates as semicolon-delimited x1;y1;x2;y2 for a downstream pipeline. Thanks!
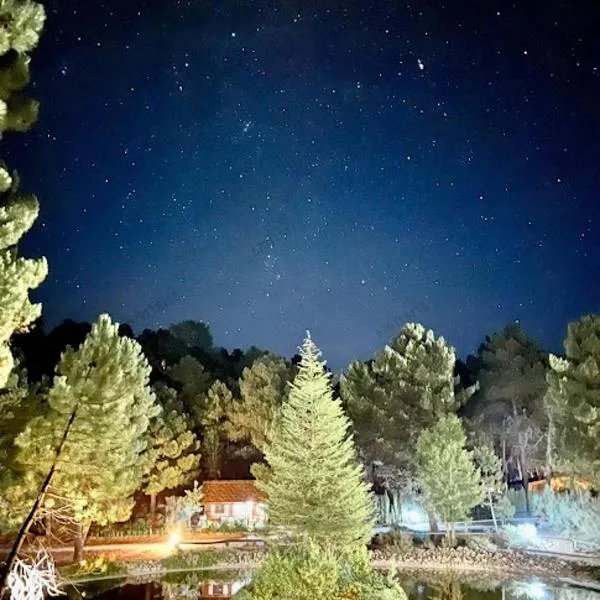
168;354;211;425
144;381;200;517
416;414;484;545
466;323;548;511
0;0;47;389
14;314;160;559
201;380;233;479
341;323;473;487
545;314;600;486
472;439;509;530
226;353;294;453
257;333;374;549
0;365;45;531
169;319;213;352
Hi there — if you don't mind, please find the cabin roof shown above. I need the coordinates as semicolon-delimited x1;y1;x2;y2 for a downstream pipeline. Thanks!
202;480;267;504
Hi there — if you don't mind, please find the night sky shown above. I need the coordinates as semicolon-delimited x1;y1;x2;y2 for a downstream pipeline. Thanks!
6;0;600;370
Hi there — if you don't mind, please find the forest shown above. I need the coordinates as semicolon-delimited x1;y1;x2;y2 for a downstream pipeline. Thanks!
1;313;599;551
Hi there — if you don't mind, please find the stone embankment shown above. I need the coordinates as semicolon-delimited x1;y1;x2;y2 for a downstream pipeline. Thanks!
371;546;595;581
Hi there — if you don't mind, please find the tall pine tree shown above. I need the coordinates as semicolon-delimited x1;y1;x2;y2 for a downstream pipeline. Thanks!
0;0;47;388
546;314;600;487
416;414;484;545
341;322;474;488
226;353;294;453
143;381;200;517
256;333;374;549
14;314;160;559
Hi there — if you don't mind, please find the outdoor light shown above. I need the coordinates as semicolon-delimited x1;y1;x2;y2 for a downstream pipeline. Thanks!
167;530;181;549
519;523;538;541
407;509;420;522
520;581;546;600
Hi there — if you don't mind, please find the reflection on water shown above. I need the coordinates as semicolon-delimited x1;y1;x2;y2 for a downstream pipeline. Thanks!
68;570;600;600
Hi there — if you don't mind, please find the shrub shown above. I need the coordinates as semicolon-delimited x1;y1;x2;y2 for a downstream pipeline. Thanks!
234;539;407;600
462;534;498;553
500;524;539;549
205;520;250;533
370;529;414;554
532;487;600;550
60;555;127;579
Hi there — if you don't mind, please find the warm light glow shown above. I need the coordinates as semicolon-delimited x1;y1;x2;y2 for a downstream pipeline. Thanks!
168;530;181;548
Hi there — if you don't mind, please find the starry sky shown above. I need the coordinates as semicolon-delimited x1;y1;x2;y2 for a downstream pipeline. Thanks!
6;0;600;370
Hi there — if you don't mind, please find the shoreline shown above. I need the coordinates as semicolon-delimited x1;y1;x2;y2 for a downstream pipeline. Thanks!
64;548;599;588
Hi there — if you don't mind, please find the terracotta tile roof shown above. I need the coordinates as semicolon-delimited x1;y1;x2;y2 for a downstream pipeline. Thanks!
202;480;267;504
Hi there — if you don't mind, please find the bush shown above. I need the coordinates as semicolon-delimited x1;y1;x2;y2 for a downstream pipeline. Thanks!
462;534;498;553
90;517;158;538
370;529;414;554
500;524;539;549
532;487;600;550
234;539;407;600
60;555;127;579
205;520;250;533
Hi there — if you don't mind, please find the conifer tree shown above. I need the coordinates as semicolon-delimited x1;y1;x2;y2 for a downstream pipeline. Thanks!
341;323;473;487
545;314;600;486
169;319;213;352
466;323;548;511
226;353;294;453
416;414;484;545
201;380;233;479
144;382;200;517
14;314;160;560
257;333;374;549
168;354;211;425
0;0;46;389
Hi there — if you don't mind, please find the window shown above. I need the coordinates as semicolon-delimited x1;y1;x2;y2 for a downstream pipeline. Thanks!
212;503;225;514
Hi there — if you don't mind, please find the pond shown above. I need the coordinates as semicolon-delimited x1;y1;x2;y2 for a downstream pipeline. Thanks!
64;569;600;600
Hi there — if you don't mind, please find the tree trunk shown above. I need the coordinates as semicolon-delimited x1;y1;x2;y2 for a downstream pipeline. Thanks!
45;514;52;540
427;510;438;542
73;522;85;563
149;494;157;534
501;439;508;489
0;407;79;600
520;454;530;515
488;491;498;532
545;418;553;485
447;523;456;547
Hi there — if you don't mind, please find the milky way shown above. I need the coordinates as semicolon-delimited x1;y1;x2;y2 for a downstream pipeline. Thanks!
6;0;600;369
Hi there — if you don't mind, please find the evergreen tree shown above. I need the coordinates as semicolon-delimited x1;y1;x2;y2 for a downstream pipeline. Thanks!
0;0;46;388
201;380;233;479
14;314;160;559
168;354;211;425
0;364;45;530
169;319;213;352
472;439;512;530
257;333;374;549
341;323;473;488
465;323;548;510
416;414;484;545
226;353;294;453
545;314;600;486
144;381;200;516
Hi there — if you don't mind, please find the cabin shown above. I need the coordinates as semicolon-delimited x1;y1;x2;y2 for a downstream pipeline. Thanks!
200;579;248;599
200;480;267;529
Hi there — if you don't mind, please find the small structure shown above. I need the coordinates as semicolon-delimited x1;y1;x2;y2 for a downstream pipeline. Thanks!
201;480;267;529
200;577;249;599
